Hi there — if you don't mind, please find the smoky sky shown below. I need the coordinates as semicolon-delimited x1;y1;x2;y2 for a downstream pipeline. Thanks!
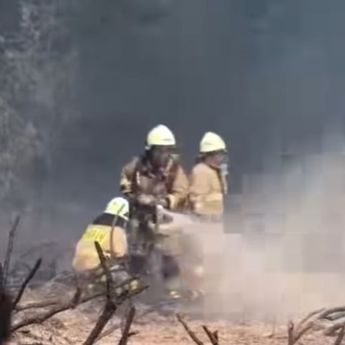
5;0;345;209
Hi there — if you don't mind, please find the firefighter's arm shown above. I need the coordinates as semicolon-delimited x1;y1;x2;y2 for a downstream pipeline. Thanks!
119;160;136;199
167;166;189;210
120;158;157;207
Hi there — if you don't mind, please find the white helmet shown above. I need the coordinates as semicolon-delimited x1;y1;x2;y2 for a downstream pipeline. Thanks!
104;197;129;220
145;124;176;150
199;132;227;153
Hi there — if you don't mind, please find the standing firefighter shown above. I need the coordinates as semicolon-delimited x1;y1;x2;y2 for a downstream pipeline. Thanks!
186;131;229;302
120;124;189;300
189;131;228;219
72;197;135;291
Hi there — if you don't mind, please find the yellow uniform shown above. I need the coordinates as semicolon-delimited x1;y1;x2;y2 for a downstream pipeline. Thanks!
189;161;227;220
72;197;129;273
184;132;229;301
72;217;128;272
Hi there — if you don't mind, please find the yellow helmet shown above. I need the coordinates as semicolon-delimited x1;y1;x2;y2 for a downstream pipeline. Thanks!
145;124;176;150
199;132;227;153
104;197;129;220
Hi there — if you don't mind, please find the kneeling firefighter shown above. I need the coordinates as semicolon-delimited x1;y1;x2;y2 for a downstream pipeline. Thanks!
120;124;189;300
72;197;138;292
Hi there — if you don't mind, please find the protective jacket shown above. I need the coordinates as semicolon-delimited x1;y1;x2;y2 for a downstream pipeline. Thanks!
120;155;188;211
189;162;227;220
72;213;128;272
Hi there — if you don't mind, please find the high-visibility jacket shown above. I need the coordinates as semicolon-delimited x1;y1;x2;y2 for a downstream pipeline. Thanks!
72;213;128;272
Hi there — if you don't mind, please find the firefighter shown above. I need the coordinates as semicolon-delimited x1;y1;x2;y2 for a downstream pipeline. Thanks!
189;131;228;220
185;131;229;302
72;197;135;291
119;124;189;300
120;124;188;211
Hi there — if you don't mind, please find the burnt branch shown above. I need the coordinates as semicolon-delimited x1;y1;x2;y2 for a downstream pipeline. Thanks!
0;264;3;291
334;325;345;345
118;306;136;345
177;313;204;345
0;262;11;345
202;325;219;345
15;276;139;317
15;300;58;312
12;285;84;332
287;321;294;345
0;288;12;345
82;242;145;345
94;241;114;298
83;297;117;345
12;258;42;310
325;321;345;337
3;215;20;287
295;308;325;333
289;305;345;344
94;298;168;342
82;242;117;345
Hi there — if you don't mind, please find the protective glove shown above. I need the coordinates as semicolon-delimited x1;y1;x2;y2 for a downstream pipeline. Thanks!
157;196;170;209
156;204;173;224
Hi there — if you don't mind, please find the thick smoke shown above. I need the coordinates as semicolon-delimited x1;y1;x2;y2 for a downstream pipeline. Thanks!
198;134;345;321
1;0;345;320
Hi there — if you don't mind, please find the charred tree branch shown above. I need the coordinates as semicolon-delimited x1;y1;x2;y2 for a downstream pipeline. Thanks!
118;306;136;345
176;313;204;345
202;325;219;345
3;215;20;287
12;258;42;310
12;285;83;332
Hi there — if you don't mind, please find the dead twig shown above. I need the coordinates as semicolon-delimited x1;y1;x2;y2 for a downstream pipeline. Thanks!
0;264;3;291
83;296;117;345
118;306;136;345
94;299;172;342
202;325;219;345
14;276;140;327
295;308;325;333
289;306;345;344
325;320;345;337
320;307;345;318
287;321;294;345
15;300;58;312
176;313;204;345
83;241;143;345
95;241;113;299
12;258;42;310
3;215;20;287
327;312;345;322
12;285;83;332
334;325;345;345
83;241;116;344
0;262;11;344
288;319;314;345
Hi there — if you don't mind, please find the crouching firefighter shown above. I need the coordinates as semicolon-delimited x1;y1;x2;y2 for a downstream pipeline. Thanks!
120;124;189;300
72;197;139;294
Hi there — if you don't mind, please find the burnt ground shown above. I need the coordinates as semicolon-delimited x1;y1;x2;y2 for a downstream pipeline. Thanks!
9;288;337;345
10;312;335;345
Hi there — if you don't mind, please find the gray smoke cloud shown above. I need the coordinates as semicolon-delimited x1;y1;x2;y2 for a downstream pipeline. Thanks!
1;0;345;308
49;0;345;210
